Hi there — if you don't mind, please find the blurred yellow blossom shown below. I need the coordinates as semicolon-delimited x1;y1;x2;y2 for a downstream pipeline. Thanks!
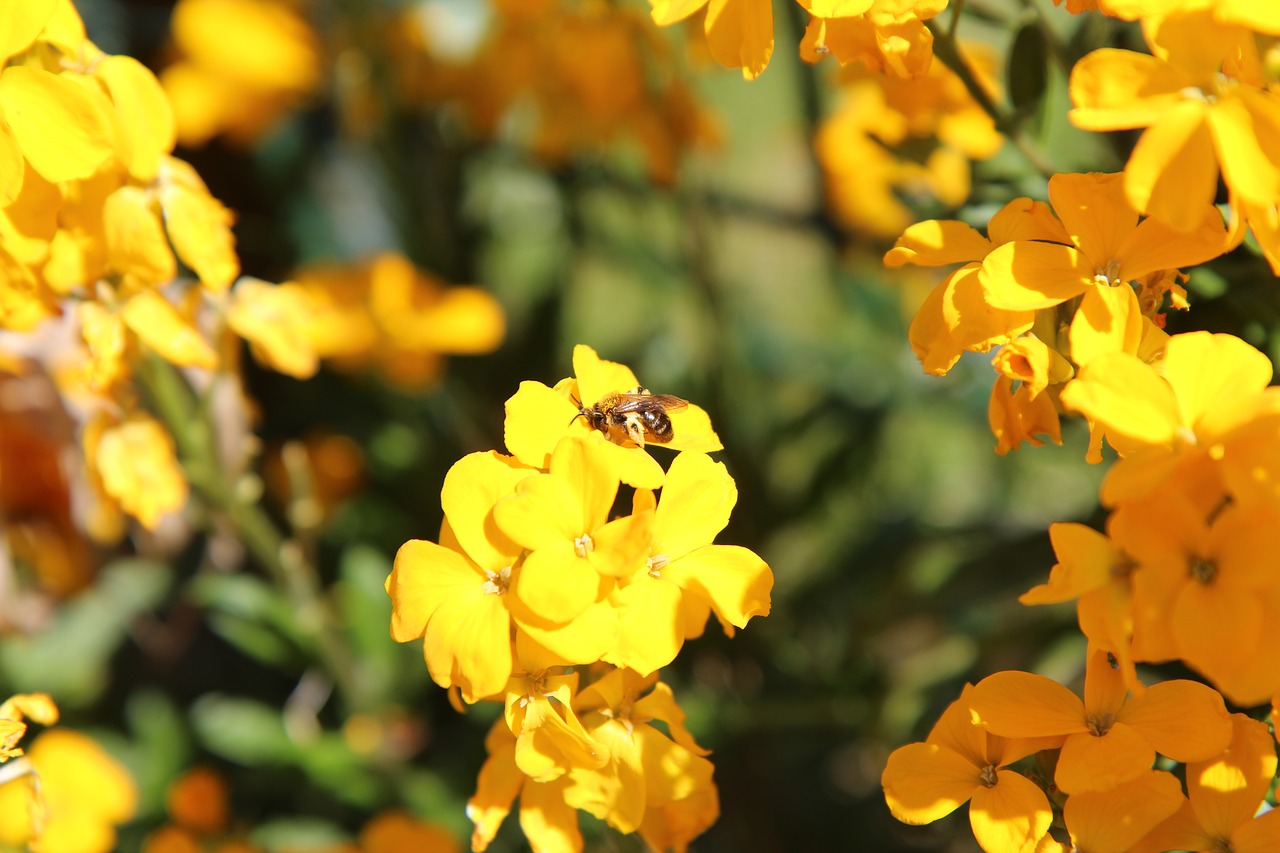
0;728;138;853
88;412;189;531
295;252;505;388
0;693;58;761
161;0;321;146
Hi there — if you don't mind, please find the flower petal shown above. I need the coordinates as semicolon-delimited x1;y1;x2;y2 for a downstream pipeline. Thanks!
1059;353;1180;450
0;66;113;183
1116;678;1232;762
980;242;1092;311
1123;100;1216;230
1056;724;1152;795
660;544;771;630
1069;50;1190;131
441;451;531;571
704;0;773;80
883;220;992;267
881;742;977;825
968;772;1052;853
1064;770;1183;853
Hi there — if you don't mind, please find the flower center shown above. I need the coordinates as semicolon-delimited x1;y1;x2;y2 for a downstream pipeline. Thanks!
573;534;594;558
1110;555;1138;579
979;765;998;788
1093;258;1123;287
647;553;670;577
481;565;511;595
1189;556;1217;584
1211;836;1235;853
1086;712;1114;737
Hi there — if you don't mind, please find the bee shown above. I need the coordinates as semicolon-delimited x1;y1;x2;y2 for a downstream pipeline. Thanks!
572;386;689;448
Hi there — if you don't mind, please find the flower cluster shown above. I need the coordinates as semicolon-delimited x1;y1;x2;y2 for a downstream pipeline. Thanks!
650;0;948;80
878;1;1280;849
886;171;1226;454
817;41;1002;237
387;345;773;851
883;650;1280;852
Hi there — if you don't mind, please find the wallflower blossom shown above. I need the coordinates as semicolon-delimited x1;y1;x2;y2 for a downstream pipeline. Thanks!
801;0;949;78
607;452;772;675
1060;331;1275;504
494;437;652;625
1069;9;1280;268
1133;714;1280;853
649;0;774;80
817;41;1002;237
969;649;1232;796
1110;492;1280;706
882;683;1059;853
0;728;138;853
0;693;57;761
565;669;718;845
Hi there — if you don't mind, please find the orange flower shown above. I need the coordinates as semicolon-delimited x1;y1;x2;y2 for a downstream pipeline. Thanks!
1134;715;1280;853
969;649;1232;795
882;684;1059;853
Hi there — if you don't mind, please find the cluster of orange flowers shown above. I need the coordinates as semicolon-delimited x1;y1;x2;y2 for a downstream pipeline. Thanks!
879;1;1280;850
650;0;947;79
387;345;773;852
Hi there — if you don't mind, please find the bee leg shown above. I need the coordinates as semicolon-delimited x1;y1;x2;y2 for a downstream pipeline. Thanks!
623;413;647;447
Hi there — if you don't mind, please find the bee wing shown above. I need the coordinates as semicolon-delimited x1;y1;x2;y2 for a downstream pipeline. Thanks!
610;393;689;414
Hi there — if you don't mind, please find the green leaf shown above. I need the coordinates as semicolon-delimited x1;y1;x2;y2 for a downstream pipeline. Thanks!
0;559;171;706
190;694;299;765
125;690;191;815
1008;23;1049;117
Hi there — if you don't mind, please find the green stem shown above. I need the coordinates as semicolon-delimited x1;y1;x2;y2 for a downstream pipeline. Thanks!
137;355;367;713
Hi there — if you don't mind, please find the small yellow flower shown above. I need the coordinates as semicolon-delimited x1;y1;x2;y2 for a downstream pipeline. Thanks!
0;693;58;761
0;728;138;853
88;412;189;530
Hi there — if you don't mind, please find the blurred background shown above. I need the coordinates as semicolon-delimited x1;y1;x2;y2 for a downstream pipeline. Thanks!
13;0;1267;849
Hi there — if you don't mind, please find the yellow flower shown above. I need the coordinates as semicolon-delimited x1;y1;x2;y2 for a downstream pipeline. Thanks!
798;0;950;78
1069;9;1280;254
224;278;321;379
161;0;320;147
649;0;774;80
359;812;461;853
87;412;189;530
0;728;138;853
467;720;583;853
388;451;531;703
501;664;608;783
884;197;1066;375
564;670;715;841
1135;714;1280;853
1057;770;1183;853
494;437;652;625
296;252;505;389
969;648;1232;796
0;0;114;205
816;42;1002;237
503;344;719;482
1112;493;1280;706
607;452;772;675
0;693;58;762
978;173;1227;317
1060;331;1274;504
881;683;1058;853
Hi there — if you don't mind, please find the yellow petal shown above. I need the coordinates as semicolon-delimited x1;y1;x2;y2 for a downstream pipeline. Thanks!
980;242;1091;311
121;289;217;369
970;671;1086;738
1209;89;1280;209
1055;724;1152;795
1116;678;1232;762
605;577;684;676
95;55;175;183
883;219;992;267
945;265;1034;353
1048;172;1136;264
518;777;583;853
1188;715;1276;838
0;126;24;206
1123;100;1216;230
158;157;239;291
968;772;1053;853
660;544;771;631
1020;523;1116;605
909;274;965;376
1064;770;1183;853
225;278;320;379
102;185;174;284
94;417;188;530
1162;331;1272;435
1233;808;1280;853
651;452;735;560
511;543;604;625
704;0;773;80
467;726;520;853
515;598;615;666
0;66;113;183
881;742;977;825
387;538;477;643
1059;353;1180;450
1069;49;1190;131
424;581;513;702
1116;204;1226;279
440;451;530;571
650;0;709;25
987;198;1071;246
1068;284;1143;369
0;0;56;63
